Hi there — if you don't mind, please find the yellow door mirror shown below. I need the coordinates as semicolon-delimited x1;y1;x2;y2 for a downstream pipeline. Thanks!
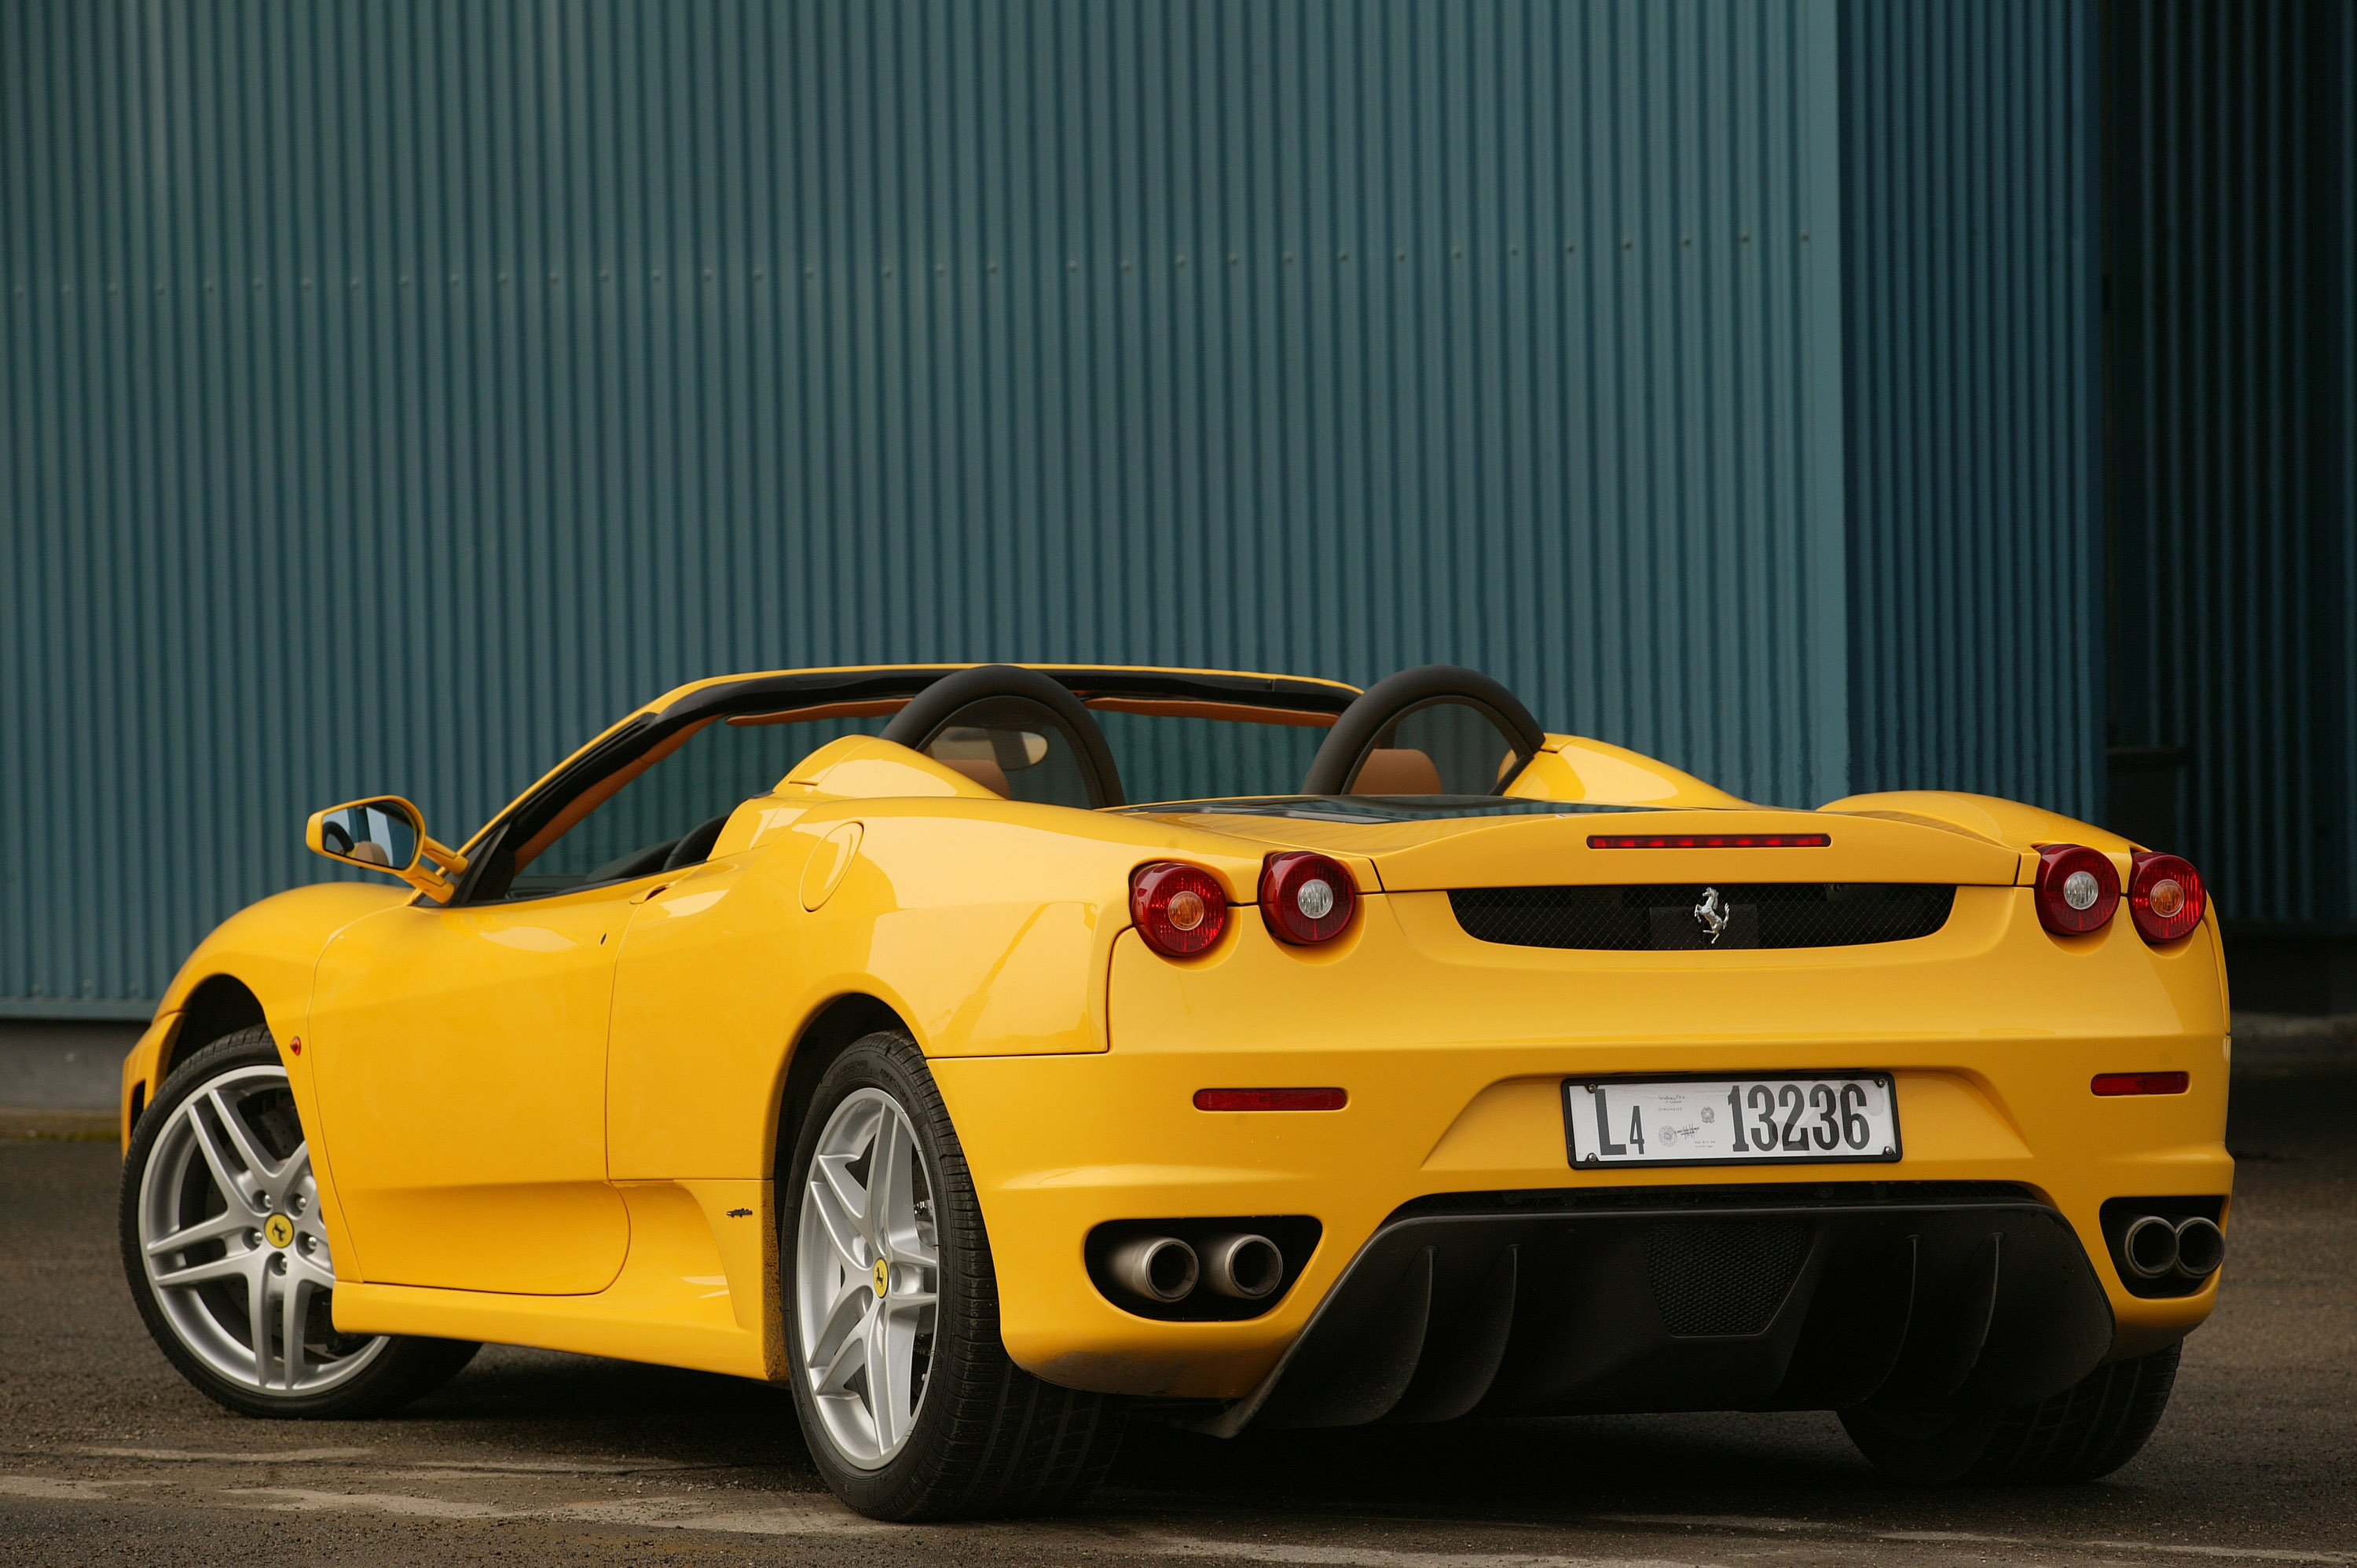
306;796;469;901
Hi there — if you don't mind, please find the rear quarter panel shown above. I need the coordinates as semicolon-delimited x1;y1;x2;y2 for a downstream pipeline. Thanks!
606;793;1295;1180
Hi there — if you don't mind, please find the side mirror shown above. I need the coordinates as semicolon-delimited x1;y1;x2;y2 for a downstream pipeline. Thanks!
306;796;470;902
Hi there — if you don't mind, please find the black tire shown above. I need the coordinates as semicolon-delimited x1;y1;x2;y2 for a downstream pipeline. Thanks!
120;1027;480;1420
1842;1342;2182;1485
781;1029;1124;1520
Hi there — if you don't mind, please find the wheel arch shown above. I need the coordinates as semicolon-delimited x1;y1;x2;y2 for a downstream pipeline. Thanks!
773;992;913;1181
159;973;269;1083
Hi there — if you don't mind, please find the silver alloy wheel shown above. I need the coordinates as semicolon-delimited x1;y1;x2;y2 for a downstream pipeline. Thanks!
795;1087;940;1469
136;1063;389;1394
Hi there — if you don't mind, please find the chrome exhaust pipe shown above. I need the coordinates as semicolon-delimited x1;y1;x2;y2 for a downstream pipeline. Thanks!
2120;1214;2180;1280
1200;1233;1285;1300
1108;1235;1199;1302
2173;1215;2226;1279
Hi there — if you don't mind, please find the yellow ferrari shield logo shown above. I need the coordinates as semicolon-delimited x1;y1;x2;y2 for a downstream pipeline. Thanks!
872;1258;889;1298
264;1214;295;1250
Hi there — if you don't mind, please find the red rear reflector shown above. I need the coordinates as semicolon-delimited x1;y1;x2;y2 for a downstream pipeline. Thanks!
1588;832;1831;849
1193;1087;1348;1112
2091;1072;2190;1097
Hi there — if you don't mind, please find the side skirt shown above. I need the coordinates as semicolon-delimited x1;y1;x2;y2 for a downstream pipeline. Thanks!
332;1178;781;1380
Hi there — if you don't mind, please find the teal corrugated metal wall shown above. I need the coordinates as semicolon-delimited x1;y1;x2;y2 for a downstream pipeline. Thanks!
2099;0;2357;933
1838;0;2104;817
4;0;1862;1013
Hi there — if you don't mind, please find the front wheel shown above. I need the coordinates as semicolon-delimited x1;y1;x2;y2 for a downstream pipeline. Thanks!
1842;1342;2183;1485
782;1030;1124;1519
119;1028;478;1419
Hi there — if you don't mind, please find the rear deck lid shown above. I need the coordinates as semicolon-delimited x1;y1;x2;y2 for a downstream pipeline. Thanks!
1133;797;2024;891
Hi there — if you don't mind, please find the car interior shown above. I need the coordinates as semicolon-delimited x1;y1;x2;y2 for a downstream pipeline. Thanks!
469;665;1548;903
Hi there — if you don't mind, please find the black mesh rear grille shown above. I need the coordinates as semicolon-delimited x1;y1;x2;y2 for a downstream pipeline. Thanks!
1450;883;1956;950
1645;1218;1810;1336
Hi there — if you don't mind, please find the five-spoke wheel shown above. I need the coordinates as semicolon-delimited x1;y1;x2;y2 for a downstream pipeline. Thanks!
135;1061;386;1396
794;1086;940;1467
120;1027;479;1418
781;1030;1124;1519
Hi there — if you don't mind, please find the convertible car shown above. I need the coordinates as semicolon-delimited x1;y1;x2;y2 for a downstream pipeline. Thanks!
118;662;2229;1519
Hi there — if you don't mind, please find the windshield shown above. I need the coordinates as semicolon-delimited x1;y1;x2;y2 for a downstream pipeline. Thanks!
497;711;887;899
480;684;1351;900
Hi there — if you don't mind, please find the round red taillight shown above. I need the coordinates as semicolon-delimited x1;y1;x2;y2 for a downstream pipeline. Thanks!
1130;862;1229;957
2128;852;2205;943
2033;844;2121;935
1259;851;1358;945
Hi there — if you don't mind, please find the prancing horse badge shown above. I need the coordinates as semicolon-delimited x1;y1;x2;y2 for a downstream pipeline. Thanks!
1693;887;1731;944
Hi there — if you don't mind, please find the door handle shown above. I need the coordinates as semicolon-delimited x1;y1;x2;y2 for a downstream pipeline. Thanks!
629;881;673;905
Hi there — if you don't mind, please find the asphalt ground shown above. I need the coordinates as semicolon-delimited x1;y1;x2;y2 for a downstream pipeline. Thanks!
2;1061;2350;1567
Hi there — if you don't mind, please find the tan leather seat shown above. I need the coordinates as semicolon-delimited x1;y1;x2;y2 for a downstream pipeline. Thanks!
1350;748;1444;795
937;755;1011;797
348;841;393;866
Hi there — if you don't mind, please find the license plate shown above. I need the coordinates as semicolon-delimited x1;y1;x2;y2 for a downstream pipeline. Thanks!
1563;1075;1901;1168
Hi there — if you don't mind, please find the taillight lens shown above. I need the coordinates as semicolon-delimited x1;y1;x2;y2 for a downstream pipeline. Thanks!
2033;844;2120;935
1259;851;1358;944
2128;852;2206;943
1131;862;1228;957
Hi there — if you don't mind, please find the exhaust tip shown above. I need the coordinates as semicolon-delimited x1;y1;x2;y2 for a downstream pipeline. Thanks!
1200;1233;1285;1300
1108;1235;1199;1302
2173;1215;2226;1279
2121;1214;2180;1280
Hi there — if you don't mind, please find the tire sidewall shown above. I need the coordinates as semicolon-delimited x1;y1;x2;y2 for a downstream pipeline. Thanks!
119;1028;423;1419
1839;1399;2006;1486
781;1031;989;1513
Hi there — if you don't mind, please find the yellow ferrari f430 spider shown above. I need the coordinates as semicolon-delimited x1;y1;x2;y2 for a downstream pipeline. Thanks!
118;663;2229;1517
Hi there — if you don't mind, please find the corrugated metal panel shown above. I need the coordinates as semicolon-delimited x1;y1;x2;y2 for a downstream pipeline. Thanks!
2100;0;2355;929
5;0;1853;1011
1837;0;2105;819
2344;1;2357;928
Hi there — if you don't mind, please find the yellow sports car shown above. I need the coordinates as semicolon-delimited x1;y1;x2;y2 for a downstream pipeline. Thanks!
117;662;2229;1518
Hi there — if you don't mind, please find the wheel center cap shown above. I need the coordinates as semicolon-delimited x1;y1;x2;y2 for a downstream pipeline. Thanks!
872;1258;889;1298
264;1214;295;1250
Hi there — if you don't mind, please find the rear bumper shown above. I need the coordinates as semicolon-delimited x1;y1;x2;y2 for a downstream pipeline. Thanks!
1200;1185;2113;1433
928;887;2231;1405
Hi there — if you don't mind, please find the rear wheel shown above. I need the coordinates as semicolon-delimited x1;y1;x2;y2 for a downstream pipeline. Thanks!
782;1030;1124;1519
1842;1342;2182;1484
120;1028;478;1419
